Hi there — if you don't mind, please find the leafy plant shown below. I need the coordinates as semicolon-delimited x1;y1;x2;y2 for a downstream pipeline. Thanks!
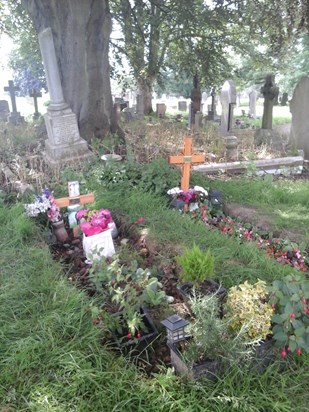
224;280;273;340
268;274;309;356
184;292;257;364
176;244;215;285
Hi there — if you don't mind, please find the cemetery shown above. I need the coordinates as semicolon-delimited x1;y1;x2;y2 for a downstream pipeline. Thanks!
2;2;309;411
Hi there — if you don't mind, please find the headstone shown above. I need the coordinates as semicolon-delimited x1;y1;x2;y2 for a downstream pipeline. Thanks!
290;76;309;159
0;100;9;121
220;80;236;134
249;90;258;118
281;92;288;106
156;103;166;118
202;91;208;103
224;136;238;161
3;80;24;125
29;89;42;119
190;75;201;128
178;101;187;111
254;74;281;147
38;28;92;166
261;74;278;130
194;111;203;132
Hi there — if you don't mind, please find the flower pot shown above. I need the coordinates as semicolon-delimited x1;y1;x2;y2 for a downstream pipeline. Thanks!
178;279;226;301
112;305;158;351
168;340;222;381
82;229;115;263
52;219;69;242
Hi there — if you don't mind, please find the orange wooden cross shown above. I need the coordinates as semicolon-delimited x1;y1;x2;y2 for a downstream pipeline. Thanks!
168;136;205;191
55;182;95;237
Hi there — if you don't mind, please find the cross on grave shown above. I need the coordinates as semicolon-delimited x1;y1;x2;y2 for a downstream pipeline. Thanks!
29;89;42;118
4;80;19;113
168;136;205;191
55;181;95;237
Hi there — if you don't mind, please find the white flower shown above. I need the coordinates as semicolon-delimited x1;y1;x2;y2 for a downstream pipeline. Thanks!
167;187;182;195
193;185;208;196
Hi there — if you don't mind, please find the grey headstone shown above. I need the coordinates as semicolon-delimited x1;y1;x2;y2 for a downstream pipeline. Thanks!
0;100;9;121
249;90;258;118
220;80;236;134
38;28;92;166
290;76;309;159
156;103;166;118
178;101;187;111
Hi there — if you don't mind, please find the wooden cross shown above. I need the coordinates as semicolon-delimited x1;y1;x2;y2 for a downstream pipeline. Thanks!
55;182;95;237
4;80;20;113
29;89;42;117
168;136;205;191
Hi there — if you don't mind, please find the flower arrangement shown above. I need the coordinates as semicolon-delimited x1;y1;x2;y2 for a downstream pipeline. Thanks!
167;186;208;205
76;208;112;237
24;188;62;223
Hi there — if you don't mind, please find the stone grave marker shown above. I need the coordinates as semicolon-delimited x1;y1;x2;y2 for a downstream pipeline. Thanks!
249;90;258;118
178;101;187;111
3;80;25;125
38;28;92;166
0;100;9;121
29;89;42;119
156;103;167;118
220;80;236;134
290;76;309;159
202;91;208;103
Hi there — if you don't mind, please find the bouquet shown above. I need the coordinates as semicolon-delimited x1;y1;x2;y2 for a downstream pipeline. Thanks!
76;208;113;237
24;188;62;223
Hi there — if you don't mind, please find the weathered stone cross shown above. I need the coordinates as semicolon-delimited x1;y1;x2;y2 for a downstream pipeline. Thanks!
55;182;95;237
4;80;20;113
168;136;205;191
29;89;42;118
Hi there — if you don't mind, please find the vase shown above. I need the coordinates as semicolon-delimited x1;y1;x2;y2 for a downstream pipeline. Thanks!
52;220;69;242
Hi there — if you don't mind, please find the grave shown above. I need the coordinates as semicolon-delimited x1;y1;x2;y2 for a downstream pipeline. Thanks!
220;80;236;134
38;27;92;166
178;101;187;111
254;74;281;147
290;76;309;159
29;89;42;119
3;80;25;125
0;100;9;121
156;103;167;118
249;90;258;118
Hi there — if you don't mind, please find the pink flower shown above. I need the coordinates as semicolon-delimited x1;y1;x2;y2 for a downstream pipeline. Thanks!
80;222;105;236
76;209;89;221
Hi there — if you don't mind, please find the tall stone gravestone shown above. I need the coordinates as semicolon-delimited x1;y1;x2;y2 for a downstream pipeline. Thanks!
220;80;236;134
38;28;92;166
249;90;258;118
0;100;9;121
290;76;309;159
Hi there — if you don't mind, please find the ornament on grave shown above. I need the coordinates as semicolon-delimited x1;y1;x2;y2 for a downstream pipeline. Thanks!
4;80;24;125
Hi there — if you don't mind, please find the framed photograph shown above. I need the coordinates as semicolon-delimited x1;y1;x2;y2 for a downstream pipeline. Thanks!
68;181;80;198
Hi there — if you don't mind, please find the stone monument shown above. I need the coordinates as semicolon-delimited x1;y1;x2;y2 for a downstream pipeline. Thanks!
249;90;258;118
3;80;24;125
38;27;92;166
290;76;309;159
220;80;236;134
254;74;281;148
29;89;42;119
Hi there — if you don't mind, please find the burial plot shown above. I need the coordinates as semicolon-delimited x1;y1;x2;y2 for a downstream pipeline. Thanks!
220;80;236;134
3;80;24;125
290;76;309;160
38;28;92;166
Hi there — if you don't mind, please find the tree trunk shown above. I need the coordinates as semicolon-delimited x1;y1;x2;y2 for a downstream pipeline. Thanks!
21;0;123;142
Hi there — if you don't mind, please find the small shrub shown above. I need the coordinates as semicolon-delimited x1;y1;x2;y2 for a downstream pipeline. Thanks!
176;244;215;285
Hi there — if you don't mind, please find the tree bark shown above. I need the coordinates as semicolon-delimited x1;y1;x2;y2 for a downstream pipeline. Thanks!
21;0;123;142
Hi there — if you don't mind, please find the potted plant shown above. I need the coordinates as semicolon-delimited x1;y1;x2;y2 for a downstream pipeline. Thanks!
24;187;69;242
268;274;309;357
88;256;166;349
76;208;117;262
176;244;225;300
166;292;257;380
